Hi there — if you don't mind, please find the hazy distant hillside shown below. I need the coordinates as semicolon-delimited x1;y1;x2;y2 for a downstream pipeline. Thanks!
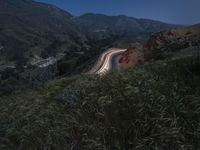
73;13;177;41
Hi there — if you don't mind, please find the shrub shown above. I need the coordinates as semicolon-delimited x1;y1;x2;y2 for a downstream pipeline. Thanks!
0;58;200;149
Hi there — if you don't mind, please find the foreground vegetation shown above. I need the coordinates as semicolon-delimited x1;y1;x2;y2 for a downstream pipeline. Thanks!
0;57;200;149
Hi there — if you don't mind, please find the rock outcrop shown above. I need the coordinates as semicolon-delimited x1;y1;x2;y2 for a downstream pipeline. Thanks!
146;25;200;50
119;43;145;69
119;24;200;69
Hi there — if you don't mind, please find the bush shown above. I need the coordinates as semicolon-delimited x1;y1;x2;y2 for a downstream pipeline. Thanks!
167;42;189;52
0;58;200;149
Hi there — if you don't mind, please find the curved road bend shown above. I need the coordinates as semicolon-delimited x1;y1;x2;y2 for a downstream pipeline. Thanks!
89;48;126;75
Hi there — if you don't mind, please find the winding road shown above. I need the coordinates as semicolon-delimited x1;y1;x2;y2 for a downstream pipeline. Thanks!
89;48;126;75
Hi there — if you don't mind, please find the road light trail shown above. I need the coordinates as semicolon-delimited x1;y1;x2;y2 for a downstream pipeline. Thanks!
89;48;126;75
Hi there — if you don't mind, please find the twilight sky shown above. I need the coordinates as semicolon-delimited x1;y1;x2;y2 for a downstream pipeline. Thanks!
36;0;200;25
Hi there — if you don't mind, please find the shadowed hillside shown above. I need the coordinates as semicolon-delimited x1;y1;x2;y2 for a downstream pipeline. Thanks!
0;0;179;66
1;57;200;149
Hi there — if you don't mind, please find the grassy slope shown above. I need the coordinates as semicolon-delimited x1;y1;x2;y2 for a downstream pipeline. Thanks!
0;57;200;149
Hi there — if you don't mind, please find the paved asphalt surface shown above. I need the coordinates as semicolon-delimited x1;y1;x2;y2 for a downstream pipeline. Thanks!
89;48;126;75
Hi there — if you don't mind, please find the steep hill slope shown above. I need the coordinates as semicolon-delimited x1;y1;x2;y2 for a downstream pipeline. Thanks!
0;0;179;66
119;24;200;69
146;24;200;60
1;57;200;149
0;0;86;63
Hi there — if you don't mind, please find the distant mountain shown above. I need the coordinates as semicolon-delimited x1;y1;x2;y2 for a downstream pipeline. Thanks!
0;0;179;66
72;13;177;41
0;0;86;63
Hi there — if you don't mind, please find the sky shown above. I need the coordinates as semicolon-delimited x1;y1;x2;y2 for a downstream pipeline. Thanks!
36;0;200;25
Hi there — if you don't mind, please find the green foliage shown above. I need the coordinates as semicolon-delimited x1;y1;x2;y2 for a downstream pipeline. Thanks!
152;48;166;60
167;42;189;52
0;58;200;149
152;42;190;60
56;60;76;76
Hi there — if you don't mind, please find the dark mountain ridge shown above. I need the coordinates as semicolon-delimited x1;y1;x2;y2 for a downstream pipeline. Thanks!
0;0;85;63
0;0;179;66
72;13;178;42
76;13;176;32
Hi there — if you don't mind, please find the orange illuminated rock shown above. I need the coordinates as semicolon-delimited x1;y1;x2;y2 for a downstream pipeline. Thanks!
119;43;145;69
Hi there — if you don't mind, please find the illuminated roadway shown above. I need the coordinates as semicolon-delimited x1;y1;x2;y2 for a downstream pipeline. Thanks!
89;48;126;75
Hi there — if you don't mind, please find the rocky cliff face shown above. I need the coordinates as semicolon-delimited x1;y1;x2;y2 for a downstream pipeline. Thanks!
119;24;200;69
119;43;145;69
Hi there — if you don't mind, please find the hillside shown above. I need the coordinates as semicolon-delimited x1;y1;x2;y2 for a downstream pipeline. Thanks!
74;13;176;36
119;24;200;69
0;57;200;149
0;0;86;64
0;0;179;66
0;1;200;148
73;13;178;45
